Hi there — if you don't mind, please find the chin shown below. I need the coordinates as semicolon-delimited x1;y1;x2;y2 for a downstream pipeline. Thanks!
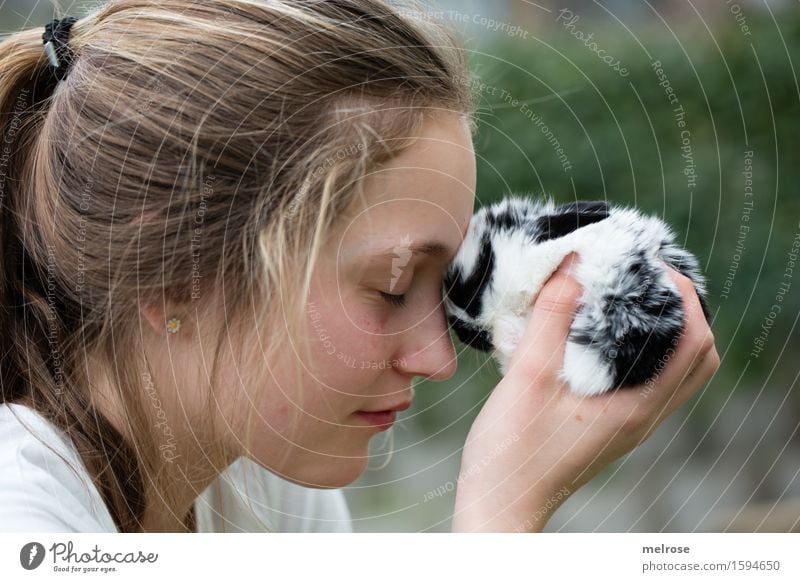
317;456;368;488
281;450;368;489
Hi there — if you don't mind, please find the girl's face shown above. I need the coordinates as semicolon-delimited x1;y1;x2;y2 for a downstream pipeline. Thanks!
249;112;476;487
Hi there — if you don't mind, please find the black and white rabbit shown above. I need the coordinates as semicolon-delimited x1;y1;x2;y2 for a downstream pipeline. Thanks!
442;195;711;396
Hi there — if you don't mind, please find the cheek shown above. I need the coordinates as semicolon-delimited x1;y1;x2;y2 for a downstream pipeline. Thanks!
306;296;393;379
235;305;386;486
246;389;373;487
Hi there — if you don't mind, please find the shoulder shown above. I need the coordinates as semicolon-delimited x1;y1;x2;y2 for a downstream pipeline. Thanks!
195;457;353;533
0;403;117;532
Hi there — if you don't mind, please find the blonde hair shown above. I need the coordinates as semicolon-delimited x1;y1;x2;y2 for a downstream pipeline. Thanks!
0;0;475;532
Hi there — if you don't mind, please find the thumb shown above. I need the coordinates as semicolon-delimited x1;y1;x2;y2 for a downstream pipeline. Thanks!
506;252;584;386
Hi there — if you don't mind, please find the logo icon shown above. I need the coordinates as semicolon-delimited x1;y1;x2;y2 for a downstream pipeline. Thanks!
389;234;413;292
20;542;46;570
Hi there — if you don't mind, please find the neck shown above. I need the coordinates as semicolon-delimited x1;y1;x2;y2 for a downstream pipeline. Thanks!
88;356;238;533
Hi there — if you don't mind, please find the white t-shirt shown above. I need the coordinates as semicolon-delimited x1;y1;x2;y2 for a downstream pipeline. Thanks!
0;403;353;533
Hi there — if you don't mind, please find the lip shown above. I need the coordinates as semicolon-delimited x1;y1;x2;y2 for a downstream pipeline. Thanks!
354;410;397;430
359;399;412;413
354;398;412;430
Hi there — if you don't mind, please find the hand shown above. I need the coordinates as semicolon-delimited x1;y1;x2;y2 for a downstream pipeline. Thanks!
451;252;720;532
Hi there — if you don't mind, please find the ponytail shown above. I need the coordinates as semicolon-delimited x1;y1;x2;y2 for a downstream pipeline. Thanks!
0;20;147;532
0;25;60;404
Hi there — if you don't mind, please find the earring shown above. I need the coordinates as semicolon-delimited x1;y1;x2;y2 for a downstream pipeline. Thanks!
166;317;182;334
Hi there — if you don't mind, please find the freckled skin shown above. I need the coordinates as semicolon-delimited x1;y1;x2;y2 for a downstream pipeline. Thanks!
241;112;476;488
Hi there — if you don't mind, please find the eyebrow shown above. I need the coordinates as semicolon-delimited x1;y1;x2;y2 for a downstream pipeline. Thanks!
369;240;454;261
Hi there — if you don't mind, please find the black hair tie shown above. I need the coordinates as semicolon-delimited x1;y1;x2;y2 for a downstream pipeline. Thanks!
42;16;78;81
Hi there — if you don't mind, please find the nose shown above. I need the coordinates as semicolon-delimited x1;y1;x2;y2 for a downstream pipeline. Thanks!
395;305;458;382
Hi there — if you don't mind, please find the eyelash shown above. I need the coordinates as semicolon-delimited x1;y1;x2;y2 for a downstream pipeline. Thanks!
379;291;408;308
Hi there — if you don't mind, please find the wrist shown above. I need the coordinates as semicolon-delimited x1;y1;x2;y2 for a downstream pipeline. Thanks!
451;479;565;533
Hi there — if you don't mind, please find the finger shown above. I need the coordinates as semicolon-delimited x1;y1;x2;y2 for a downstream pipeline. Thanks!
651;347;720;426
507;252;584;385
686;341;717;379
673;343;720;405
652;261;715;391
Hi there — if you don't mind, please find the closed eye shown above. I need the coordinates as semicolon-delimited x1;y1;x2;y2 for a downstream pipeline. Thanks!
379;291;407;308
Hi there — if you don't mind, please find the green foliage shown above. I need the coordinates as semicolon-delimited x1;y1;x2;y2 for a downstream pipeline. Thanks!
417;13;798;433
460;12;800;388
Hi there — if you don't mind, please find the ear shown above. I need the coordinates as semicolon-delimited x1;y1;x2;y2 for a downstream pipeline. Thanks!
138;301;170;336
536;200;610;242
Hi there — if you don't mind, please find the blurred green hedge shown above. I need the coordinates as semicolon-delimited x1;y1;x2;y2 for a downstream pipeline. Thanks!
469;14;798;377
416;12;799;434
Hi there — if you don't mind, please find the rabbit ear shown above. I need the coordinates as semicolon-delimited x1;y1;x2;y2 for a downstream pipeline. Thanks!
534;200;610;242
556;200;610;218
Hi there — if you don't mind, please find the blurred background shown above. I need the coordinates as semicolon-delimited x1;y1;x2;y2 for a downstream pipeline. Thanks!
3;0;798;532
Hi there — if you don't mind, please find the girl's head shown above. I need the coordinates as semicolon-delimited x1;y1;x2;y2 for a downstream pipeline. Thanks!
0;0;476;531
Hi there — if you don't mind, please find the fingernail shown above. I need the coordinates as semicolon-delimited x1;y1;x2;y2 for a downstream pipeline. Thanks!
559;252;578;275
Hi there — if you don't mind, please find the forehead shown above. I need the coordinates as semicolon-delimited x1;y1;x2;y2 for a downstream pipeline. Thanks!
337;112;476;261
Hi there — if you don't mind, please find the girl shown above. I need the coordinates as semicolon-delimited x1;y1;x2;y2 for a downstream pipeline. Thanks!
0;0;719;533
